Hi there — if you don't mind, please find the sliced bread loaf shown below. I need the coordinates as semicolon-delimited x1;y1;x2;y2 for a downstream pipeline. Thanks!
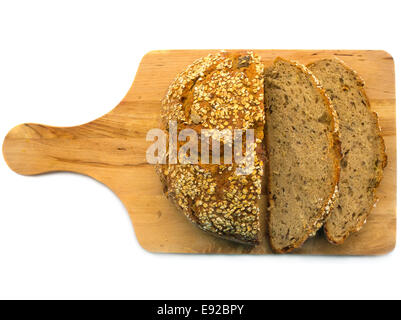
264;58;341;253
308;58;387;244
157;51;265;245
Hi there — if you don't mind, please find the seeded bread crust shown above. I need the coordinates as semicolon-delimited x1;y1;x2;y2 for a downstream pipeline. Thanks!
157;51;265;245
308;58;387;245
265;57;341;253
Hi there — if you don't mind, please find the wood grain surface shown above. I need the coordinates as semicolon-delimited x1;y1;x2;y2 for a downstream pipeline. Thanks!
2;50;396;255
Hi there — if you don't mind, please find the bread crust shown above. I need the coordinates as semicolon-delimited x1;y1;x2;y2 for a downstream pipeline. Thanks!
157;51;265;245
157;166;259;245
308;57;387;245
265;57;341;253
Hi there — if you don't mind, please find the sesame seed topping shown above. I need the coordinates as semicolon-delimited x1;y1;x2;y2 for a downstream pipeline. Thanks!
157;51;265;243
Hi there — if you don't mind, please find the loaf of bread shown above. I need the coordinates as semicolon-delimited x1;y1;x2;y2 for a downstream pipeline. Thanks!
308;58;387;244
264;58;341;253
157;51;386;252
157;51;265;244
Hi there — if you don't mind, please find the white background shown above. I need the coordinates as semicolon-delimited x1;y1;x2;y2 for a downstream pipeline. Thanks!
0;0;399;300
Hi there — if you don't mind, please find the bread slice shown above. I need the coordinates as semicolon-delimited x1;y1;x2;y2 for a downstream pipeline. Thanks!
157;51;265;245
264;58;341;253
308;58;387;244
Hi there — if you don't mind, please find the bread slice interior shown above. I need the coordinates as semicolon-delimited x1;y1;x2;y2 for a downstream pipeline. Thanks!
264;58;341;253
308;58;387;244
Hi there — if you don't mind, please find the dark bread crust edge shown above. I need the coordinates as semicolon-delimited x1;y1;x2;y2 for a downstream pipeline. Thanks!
308;57;387;245
265;57;342;253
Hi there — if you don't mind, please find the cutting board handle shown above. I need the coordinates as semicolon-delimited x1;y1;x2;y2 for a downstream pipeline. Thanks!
3;122;100;176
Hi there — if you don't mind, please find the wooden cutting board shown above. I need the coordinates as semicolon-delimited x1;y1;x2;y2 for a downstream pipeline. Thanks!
2;50;396;255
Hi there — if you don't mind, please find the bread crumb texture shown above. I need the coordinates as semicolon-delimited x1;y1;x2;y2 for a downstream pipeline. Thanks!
265;58;341;253
308;58;387;244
